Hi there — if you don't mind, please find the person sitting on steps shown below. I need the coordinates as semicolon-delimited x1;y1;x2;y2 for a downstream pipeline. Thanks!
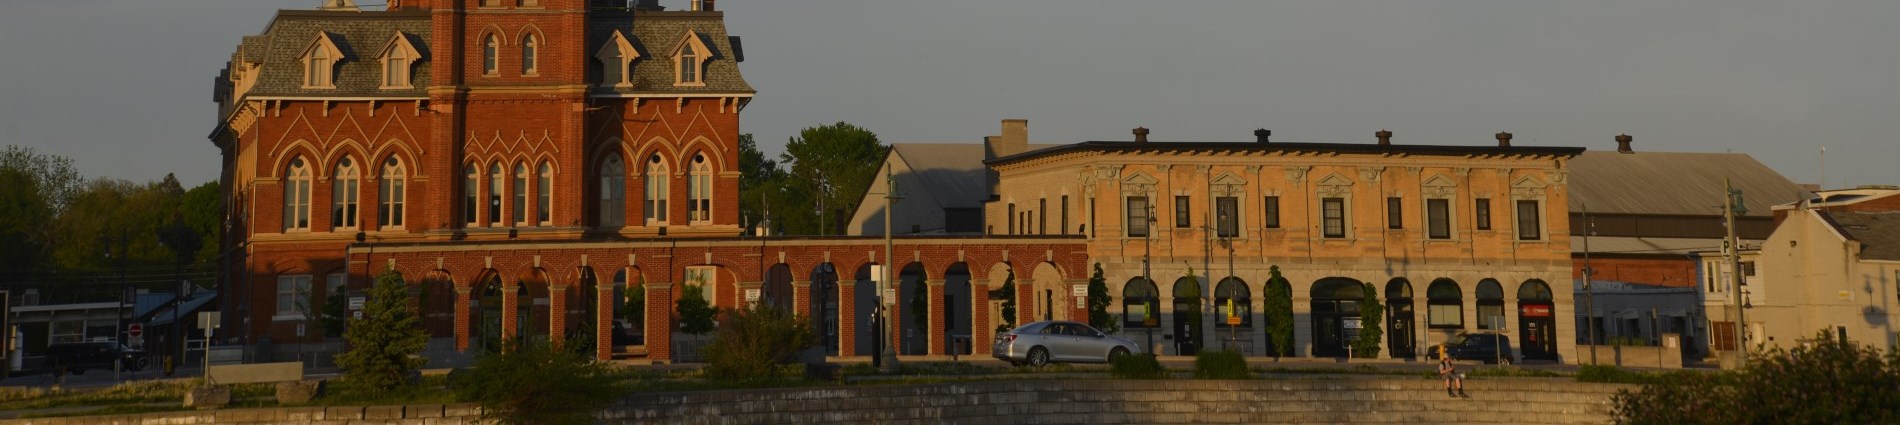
1439;348;1469;398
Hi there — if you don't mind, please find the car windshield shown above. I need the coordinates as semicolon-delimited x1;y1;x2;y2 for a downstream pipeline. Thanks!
1445;335;1470;346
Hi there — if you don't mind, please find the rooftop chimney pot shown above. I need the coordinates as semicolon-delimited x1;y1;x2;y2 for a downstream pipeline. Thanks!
1495;132;1513;147
1616;134;1634;154
1133;127;1150;143
1376;130;1393;146
1254;129;1271;143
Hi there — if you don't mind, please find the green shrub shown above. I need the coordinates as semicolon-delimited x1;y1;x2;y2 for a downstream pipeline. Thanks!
335;269;429;395
1611;331;1900;424
453;341;629;425
702;304;818;383
1351;282;1383;358
1192;350;1250;380
1110;353;1166;379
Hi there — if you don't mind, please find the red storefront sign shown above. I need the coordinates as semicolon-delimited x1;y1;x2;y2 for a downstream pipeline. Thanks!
1521;304;1552;318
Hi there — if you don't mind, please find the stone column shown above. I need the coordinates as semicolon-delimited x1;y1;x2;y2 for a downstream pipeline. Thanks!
792;280;812;317
501;285;520;347
645;282;674;363
454;287;472;352
927;279;946;355
595;281;614;361
838;281;857;357
548;285;568;347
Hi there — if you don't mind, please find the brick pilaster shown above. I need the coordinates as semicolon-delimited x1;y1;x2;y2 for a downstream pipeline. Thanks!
501;285;519;347
927;279;946;355
595;282;613;361
792;280;811;317
454;287;472;351
645;282;674;362
548;285;568;347
838;281;856;357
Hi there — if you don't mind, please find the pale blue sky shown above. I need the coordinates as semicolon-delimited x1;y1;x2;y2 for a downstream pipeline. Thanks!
1;0;1895;188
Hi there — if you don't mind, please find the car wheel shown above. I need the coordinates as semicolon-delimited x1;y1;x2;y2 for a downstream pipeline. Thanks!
1108;347;1131;362
1026;347;1050;367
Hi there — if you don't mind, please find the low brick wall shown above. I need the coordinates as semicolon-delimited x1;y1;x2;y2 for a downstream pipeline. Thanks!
602;378;1633;425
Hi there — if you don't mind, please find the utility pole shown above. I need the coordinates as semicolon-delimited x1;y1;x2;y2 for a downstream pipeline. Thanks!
878;168;901;373
1143;202;1155;353
1581;201;1597;365
1724;178;1748;367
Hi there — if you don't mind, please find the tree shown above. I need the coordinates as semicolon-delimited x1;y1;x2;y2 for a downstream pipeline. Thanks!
621;276;645;331
676;277;718;335
1612;331;1900;424
1087;263;1118;334
336;269;429;394
0;145;83;213
0;168;51;284
454;341;628;425
178;181;222;265
702;304;817;382
321;288;347;338
737;133;786;233
779;122;887;235
1352;282;1384;358
988;270;1017;332
1263;266;1293;358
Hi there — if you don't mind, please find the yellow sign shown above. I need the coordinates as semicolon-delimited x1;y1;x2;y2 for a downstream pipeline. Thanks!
1225;298;1240;325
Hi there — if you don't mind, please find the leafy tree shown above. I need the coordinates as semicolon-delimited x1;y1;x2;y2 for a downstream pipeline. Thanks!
1262;266;1293;358
454;340;628;425
676;278;718;335
0;145;83;213
702;304;817;382
321;288;348;338
779;122;887;235
988;270;1017;332
1352;283;1383;358
1612;331;1900;424
336;269;429;394
178;181;222;265
1086;263;1118;334
0;168;51;283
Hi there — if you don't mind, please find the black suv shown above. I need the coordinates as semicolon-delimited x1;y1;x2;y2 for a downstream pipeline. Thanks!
45;342;146;375
1427;333;1516;365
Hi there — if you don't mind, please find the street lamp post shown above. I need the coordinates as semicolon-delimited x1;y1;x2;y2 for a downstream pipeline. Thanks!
1581;201;1597;365
1143;202;1156;353
878;168;901;373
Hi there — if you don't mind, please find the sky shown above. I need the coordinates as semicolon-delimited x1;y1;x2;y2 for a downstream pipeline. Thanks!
1;0;1895;188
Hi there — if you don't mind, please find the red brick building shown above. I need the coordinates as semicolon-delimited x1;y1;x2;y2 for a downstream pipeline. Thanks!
210;0;1088;362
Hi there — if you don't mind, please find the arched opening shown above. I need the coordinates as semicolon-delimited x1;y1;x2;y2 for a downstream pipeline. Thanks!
1477;279;1505;331
852;263;879;356
809;263;840;355
611;269;644;349
1029;263;1066;323
567;267;599;352
898;263;927;355
1172;276;1203;356
475;271;504;353
421;270;456;338
1122;277;1159;344
1427;278;1464;331
943;263;974;355
520;268;552;344
763;264;794;311
1518;279;1558;361
1385;278;1416;358
1213;277;1251;354
1310;278;1366;358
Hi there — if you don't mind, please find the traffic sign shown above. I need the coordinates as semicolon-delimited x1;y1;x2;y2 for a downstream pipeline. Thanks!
127;323;144;338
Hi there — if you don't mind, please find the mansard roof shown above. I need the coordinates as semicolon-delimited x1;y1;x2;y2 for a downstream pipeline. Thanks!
235;10;433;98
590;11;754;95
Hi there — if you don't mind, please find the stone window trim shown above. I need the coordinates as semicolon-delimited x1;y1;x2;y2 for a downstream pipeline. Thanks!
670;30;714;87
301;32;347;89
1509;175;1550;242
1315;173;1355;240
377;32;423;89
481;34;501;77
596;31;641;88
688;154;713;225
520;33;540;77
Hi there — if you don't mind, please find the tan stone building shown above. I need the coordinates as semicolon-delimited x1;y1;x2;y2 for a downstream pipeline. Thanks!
1701;187;1900;353
859;120;1585;361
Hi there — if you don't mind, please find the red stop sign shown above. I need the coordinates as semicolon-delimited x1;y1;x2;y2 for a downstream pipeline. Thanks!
127;324;143;338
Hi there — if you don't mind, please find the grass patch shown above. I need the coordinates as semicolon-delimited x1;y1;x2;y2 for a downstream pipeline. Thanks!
0;380;194;411
17;404;190;419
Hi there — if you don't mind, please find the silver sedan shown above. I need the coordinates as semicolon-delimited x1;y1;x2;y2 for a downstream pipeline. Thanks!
992;321;1141;366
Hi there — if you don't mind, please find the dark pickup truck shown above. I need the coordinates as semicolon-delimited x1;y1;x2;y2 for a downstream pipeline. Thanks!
45;342;146;375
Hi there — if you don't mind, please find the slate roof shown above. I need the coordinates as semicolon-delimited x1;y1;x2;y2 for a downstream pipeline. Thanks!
891;143;1053;209
1567;151;1807;217
592;11;754;95
1823;211;1900;261
238;10;433;98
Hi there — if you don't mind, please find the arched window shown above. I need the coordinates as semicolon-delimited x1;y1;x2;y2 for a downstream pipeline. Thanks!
378;156;405;229
520;34;538;75
1214;277;1251;328
537;161;552;224
678;45;698;83
488;163;503;226
513;163;529;225
464;163;479;225
284;157;311;231
1122;278;1158;329
332;157;360;229
599;156;625;228
645;154;669;225
1476;279;1505;330
1427;278;1464;329
306;48;330;87
482;35;499;75
688;154;711;223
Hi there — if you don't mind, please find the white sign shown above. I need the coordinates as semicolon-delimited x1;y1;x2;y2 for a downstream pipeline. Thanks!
883;288;897;306
1072;285;1088;297
1343;318;1363;330
198;311;221;330
745;289;761;302
1075;297;1086;308
348;296;366;310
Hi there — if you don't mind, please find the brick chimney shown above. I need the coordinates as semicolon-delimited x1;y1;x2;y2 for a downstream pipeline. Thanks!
1133;127;1150;143
1376;130;1393;146
692;0;714;11
1616;134;1634;154
1254;129;1271;143
985;119;1029;159
1495;132;1513;147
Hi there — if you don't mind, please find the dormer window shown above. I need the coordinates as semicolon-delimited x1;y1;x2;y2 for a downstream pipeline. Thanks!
671;30;712;87
595;31;639;88
301;32;345;89
379;32;422;89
